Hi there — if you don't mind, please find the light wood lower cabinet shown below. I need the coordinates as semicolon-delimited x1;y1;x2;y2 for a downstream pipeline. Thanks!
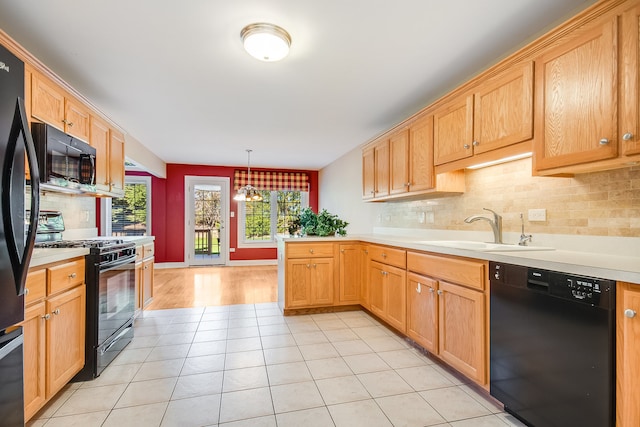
407;273;438;353
286;258;334;308
136;242;155;309
142;257;155;307
22;259;86;422
369;261;406;333
338;244;361;304
617;281;640;427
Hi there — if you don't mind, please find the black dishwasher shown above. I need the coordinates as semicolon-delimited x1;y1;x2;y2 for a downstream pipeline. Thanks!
489;262;615;427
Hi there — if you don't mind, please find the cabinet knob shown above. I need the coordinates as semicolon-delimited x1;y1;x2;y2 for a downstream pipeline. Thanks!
429;287;435;293
364;250;368;255
370;190;375;195
306;264;311;268
472;140;479;147
416;282;422;293
437;289;443;295
309;249;314;254
623;132;634;141
624;309;637;318
68;122;74;127
463;143;470;149
341;249;345;253
24;288;29;296
405;182;411;187
52;308;60;316
599;138;609;145
42;313;51;320
313;264;317;268
381;253;387;258
62;119;68;125
68;272;77;279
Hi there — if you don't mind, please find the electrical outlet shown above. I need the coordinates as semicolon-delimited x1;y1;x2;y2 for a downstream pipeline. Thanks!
230;211;235;218
229;248;236;252
528;208;547;222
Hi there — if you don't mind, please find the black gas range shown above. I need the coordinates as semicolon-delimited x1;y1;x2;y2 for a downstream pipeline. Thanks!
33;211;137;380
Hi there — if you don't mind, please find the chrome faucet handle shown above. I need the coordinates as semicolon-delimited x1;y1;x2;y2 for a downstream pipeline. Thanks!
518;234;533;246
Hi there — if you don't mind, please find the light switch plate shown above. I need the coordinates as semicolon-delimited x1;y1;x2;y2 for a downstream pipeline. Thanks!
528;208;547;222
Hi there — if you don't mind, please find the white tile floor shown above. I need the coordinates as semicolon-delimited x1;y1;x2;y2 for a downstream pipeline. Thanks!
28;304;526;427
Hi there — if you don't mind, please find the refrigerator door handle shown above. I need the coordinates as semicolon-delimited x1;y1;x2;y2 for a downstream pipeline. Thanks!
1;98;40;295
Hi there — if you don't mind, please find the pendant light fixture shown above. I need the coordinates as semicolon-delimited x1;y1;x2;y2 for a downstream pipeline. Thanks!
234;149;263;202
241;23;291;62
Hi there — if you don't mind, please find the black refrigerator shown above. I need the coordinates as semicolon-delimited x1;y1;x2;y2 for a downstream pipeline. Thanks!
0;43;40;426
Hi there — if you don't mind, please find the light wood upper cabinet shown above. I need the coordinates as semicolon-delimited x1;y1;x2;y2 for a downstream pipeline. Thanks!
31;71;90;142
374;139;390;198
362;146;375;200
621;2;640;157
617;281;640;427
390;128;410;195
434;94;474;165
534;15;618;171
90;115;110;189
473;61;533;155
109;128;126;194
408;114;435;192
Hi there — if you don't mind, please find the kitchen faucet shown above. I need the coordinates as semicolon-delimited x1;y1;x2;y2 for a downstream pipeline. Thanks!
464;208;503;244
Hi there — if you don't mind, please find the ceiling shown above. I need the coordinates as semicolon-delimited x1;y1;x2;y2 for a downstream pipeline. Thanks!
0;0;596;171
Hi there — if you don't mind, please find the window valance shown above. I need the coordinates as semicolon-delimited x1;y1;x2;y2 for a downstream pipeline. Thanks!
234;170;309;192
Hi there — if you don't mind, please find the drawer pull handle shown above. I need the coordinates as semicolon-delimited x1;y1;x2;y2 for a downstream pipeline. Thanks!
24;288;29;296
381;253;387;258
416;282;421;294
472;140;479;147
624;309;637;318
68;272;77;279
463;143;470;149
622;132;634;141
42;313;50;320
52;309;60;316
309;249;314;254
599;138;609;145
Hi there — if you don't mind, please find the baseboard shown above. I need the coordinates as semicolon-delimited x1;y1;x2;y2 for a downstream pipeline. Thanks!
227;259;277;266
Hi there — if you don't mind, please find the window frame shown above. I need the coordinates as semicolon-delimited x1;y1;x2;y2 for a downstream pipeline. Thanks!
101;175;152;237
237;190;308;248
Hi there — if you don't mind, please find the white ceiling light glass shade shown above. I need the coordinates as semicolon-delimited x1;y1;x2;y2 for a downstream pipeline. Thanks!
241;23;291;62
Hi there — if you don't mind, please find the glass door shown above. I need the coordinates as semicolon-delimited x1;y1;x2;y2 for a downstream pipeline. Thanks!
185;177;229;266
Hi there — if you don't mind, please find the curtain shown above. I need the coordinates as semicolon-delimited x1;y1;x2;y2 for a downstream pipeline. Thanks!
234;170;309;192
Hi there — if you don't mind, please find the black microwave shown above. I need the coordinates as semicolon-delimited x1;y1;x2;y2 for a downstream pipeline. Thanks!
31;122;96;193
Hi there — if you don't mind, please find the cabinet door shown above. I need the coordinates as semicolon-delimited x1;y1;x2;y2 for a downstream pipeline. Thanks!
534;16;618;170
617;282;640;427
90;115;110;188
408;114;434;192
286;259;312;308
389;129;409;195
46;285;86;398
384;264;406;333
374;140;390;198
31;73;65;130
339;244;360;304
109;129;125;193
407;273;438;353
362;146;375;200
142;258;154;307
64;98;90;142
438;281;485;384
22;302;46;422
473;62;533;154
135;261;143;312
434;94;473;165
369;261;386;319
310;258;334;306
360;246;370;309
621;4;640;157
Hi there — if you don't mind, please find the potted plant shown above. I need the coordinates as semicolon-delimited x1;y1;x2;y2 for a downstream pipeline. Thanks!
297;207;348;237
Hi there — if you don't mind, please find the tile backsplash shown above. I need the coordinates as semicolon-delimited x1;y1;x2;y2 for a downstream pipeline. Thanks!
38;192;96;230
377;158;640;238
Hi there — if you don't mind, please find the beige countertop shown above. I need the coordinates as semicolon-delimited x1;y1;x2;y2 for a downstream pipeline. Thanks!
282;234;640;283
30;248;89;268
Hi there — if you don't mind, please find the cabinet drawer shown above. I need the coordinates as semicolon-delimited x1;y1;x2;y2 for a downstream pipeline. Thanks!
407;252;485;290
25;269;46;304
47;259;85;295
287;242;334;258
135;246;144;262
143;243;154;259
368;245;406;269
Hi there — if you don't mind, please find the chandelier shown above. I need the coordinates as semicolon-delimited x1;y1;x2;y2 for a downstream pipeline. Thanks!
234;149;263;202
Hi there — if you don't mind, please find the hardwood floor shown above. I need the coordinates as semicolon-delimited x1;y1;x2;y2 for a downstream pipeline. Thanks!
146;265;278;310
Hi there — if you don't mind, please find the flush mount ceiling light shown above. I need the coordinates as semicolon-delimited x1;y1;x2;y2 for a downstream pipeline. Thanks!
234;149;263;202
241;23;291;62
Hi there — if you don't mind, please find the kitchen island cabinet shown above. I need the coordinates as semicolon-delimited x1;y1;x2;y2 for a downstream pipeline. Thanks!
283;242;337;310
20;258;86;422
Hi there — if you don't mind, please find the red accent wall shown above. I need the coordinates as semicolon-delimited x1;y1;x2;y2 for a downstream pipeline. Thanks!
129;165;318;263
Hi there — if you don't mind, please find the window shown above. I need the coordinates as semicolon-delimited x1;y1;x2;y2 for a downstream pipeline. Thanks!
103;176;151;236
239;190;307;247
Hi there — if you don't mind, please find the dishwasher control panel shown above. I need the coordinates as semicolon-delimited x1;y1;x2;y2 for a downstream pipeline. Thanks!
490;262;614;309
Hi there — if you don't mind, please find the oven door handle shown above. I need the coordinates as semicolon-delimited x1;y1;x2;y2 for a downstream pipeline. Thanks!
98;254;136;271
100;326;131;356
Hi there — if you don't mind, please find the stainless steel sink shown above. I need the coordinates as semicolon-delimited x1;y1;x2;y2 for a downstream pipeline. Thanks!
417;240;554;252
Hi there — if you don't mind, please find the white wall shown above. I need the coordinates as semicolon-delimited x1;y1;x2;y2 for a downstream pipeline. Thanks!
318;147;381;234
